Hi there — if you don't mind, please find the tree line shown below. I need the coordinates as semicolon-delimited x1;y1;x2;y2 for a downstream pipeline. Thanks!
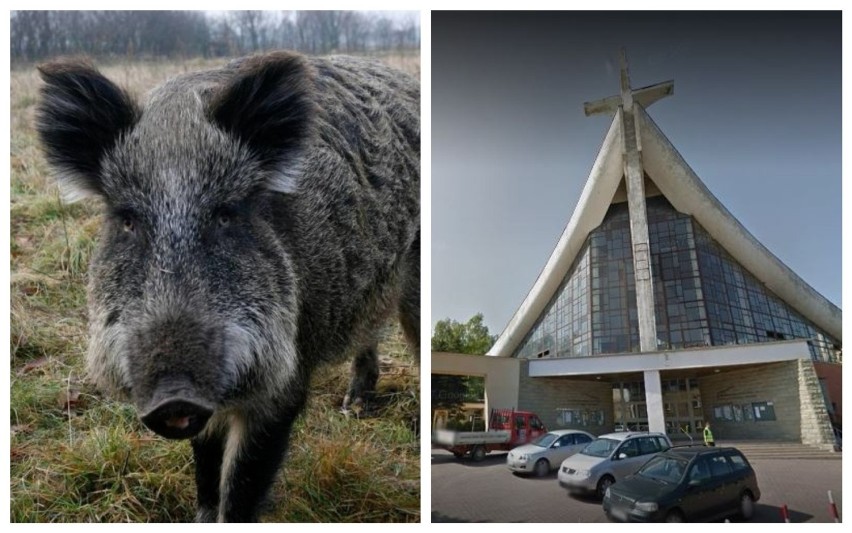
10;11;420;62
432;313;496;415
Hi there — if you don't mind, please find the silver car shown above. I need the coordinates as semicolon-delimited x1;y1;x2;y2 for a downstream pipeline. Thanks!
557;432;672;498
507;429;595;477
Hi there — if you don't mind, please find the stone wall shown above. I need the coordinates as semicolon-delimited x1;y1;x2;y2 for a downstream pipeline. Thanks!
797;359;836;449
699;361;800;441
813;361;842;426
517;360;614;434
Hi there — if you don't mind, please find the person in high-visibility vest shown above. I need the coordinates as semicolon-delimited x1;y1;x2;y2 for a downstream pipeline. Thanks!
703;422;715;447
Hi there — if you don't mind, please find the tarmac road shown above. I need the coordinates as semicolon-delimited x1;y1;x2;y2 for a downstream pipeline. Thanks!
431;448;842;523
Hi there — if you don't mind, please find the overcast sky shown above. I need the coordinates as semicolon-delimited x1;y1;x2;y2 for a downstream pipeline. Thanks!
432;11;841;337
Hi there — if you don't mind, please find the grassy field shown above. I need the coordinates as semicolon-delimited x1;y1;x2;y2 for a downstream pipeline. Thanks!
9;52;420;523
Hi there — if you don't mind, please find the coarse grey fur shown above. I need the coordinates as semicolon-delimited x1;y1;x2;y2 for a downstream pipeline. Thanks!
35;51;419;522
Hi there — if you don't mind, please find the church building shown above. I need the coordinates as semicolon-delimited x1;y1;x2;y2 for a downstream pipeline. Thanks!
433;52;841;447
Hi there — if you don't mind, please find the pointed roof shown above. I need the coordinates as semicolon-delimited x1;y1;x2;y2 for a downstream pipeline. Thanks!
488;105;841;357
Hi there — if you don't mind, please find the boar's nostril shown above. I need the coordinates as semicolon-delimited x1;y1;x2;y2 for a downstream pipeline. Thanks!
165;416;191;430
141;398;214;440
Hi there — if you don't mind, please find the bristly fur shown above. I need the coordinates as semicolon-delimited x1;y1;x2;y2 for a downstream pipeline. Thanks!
35;51;420;523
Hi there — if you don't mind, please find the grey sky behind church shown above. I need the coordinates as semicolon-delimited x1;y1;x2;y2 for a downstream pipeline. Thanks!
432;11;841;336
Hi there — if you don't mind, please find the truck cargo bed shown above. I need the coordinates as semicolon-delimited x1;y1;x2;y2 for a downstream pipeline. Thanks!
432;429;511;446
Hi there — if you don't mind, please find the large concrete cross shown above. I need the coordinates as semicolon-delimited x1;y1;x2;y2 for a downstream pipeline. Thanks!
584;50;674;434
583;49;674;118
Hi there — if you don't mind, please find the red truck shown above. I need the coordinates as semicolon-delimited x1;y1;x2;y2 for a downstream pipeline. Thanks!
432;408;548;461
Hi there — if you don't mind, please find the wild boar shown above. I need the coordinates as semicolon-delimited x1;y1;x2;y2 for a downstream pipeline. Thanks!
35;51;419;522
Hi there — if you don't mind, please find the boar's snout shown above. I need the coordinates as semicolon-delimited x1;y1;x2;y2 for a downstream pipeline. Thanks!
129;312;227;439
140;384;215;440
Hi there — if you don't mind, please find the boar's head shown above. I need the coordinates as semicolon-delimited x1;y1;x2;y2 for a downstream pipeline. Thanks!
36;54;315;439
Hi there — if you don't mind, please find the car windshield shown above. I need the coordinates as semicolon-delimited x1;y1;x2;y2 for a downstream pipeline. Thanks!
532;433;559;448
581;438;619;458
637;455;688;483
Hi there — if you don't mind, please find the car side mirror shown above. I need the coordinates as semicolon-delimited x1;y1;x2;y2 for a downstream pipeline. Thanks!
688;479;702;488
617;452;627;460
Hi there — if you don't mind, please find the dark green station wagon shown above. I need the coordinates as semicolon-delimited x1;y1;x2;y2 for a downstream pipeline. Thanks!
602;445;761;522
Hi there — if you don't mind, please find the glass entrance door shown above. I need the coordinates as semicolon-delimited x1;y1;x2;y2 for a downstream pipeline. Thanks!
662;377;702;440
612;380;648;431
613;377;702;439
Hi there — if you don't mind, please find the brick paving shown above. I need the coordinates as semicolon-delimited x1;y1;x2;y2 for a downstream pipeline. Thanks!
431;449;842;523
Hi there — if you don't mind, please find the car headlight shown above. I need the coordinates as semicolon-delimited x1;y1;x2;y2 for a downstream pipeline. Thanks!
575;469;590;478
634;501;658;512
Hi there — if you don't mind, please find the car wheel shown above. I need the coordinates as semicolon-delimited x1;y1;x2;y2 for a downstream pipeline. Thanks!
471;445;486;462
739;492;755;520
533;458;550;477
665;510;685;523
596;475;614;499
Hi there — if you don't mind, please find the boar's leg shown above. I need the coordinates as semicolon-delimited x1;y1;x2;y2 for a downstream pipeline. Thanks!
342;232;420;413
343;344;379;411
191;432;225;522
398;232;421;355
217;399;306;522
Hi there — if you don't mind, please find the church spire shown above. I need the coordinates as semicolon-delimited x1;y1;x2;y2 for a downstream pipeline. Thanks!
585;49;673;355
619;48;634;111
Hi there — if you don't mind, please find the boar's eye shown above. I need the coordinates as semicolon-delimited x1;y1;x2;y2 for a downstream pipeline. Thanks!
112;209;138;237
214;206;237;229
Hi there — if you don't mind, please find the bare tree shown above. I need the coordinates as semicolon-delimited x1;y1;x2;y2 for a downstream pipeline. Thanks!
340;11;369;52
372;16;395;51
231;11;260;53
11;10;418;63
295;11;347;54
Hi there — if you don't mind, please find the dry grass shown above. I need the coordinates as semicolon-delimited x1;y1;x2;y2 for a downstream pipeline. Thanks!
9;51;420;523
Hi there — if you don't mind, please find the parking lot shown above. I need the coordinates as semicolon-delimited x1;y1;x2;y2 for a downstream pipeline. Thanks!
431;448;843;523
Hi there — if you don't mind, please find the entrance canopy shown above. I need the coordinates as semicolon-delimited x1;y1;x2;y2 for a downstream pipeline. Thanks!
432;352;521;429
528;339;810;378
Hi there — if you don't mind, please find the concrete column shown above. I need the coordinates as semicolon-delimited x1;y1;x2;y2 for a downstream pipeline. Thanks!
620;106;658;353
483;364;521;430
484;373;495;430
644;369;665;434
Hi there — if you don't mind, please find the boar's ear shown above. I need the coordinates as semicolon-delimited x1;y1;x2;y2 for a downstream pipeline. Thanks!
36;59;138;202
209;52;315;193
